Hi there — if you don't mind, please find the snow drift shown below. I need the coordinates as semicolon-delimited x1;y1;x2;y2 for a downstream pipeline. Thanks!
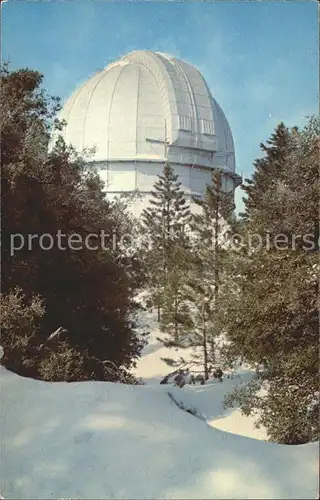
1;363;319;499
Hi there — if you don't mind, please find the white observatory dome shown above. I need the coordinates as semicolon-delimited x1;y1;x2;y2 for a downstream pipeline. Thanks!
57;50;241;214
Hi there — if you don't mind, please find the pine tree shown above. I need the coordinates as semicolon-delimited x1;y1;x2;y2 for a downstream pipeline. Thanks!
141;163;190;321
160;245;193;344
160;170;237;378
185;170;235;378
220;119;319;444
241;122;293;231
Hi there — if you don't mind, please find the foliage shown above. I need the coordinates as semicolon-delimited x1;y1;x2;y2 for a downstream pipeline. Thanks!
0;289;143;384
141;163;190;321
221;119;319;444
1;65;145;380
0;288;45;375
175;170;236;379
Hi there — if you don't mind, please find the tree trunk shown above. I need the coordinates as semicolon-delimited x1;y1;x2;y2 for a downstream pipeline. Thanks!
214;178;220;305
202;303;209;380
203;327;209;380
156;282;161;322
212;173;221;366
174;294;178;341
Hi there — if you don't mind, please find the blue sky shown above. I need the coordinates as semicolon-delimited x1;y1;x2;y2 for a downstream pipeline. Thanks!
2;0;318;211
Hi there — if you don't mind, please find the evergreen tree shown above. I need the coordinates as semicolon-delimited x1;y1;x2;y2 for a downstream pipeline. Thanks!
241;122;293;231
194;170;235;311
220;119;319;444
160;245;193;344
1;66;145;379
141;163;190;321
185;171;235;378
161;170;237;379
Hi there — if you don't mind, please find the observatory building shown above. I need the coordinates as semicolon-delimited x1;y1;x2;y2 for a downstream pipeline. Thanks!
57;50;241;215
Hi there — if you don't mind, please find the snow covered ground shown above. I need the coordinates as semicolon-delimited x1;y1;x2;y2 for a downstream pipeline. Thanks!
132;305;196;384
1;306;319;499
133;303;268;441
2;364;319;499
